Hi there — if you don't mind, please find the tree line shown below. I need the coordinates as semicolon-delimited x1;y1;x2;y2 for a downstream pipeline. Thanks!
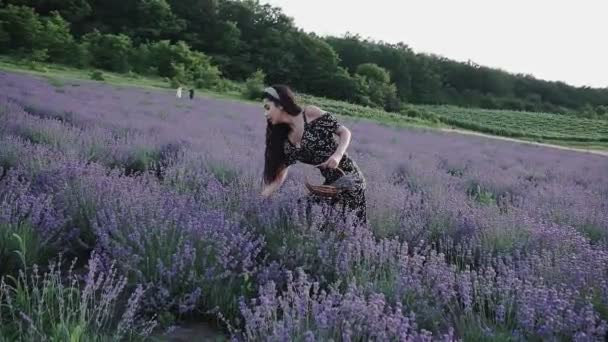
1;0;607;119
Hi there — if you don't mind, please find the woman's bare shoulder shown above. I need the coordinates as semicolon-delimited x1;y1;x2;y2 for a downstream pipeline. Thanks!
303;105;326;122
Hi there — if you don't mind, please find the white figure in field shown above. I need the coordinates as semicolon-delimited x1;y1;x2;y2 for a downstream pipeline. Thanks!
176;86;182;99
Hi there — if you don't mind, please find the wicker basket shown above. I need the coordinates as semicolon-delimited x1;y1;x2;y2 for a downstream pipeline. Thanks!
304;168;358;198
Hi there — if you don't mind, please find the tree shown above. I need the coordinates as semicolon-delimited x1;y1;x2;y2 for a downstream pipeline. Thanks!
355;63;399;110
3;0;92;22
0;3;9;50
356;63;390;84
82;30;133;72
166;0;219;50
317;66;366;103
287;32;341;92
0;5;42;52
37;11;82;64
2;0;607;114
409;55;441;104
132;0;185;41
325;33;371;73
144;40;221;87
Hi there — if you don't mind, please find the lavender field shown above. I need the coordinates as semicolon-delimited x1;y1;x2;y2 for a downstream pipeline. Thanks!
1;70;608;341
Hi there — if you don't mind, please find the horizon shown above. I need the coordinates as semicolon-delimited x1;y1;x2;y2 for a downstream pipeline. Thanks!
260;0;608;89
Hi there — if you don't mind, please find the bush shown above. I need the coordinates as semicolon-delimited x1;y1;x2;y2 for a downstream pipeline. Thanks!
315;67;365;103
143;40;221;88
90;70;105;81
400;105;440;123
169;77;181;89
242;69;266;100
30;48;48;63
214;78;243;93
0;24;8;50
82;30;133;73
37;11;79;65
193;66;222;89
25;50;48;72
125;71;140;79
0;5;43;52
0;224;48;276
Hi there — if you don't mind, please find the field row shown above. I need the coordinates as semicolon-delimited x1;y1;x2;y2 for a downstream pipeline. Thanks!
426;105;608;142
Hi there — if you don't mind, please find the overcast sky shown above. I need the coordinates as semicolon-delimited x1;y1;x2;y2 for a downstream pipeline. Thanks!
259;0;608;88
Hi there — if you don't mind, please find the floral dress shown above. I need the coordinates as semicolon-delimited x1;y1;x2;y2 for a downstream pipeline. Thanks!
284;111;367;224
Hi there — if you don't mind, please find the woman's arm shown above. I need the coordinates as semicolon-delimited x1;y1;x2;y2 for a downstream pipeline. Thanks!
316;125;352;169
261;166;289;198
333;125;351;160
304;105;352;169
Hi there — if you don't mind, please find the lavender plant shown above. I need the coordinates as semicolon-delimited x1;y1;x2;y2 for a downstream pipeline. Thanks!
1;69;607;340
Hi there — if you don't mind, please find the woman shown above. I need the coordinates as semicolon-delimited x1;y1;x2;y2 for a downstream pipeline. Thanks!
260;85;367;225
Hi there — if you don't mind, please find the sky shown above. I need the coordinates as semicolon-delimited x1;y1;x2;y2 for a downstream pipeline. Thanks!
259;0;608;88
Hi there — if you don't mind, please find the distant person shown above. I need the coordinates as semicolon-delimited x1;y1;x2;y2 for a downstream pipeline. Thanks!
189;88;195;100
176;86;182;99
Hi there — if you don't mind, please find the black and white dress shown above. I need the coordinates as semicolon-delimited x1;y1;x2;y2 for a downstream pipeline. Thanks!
284;111;367;224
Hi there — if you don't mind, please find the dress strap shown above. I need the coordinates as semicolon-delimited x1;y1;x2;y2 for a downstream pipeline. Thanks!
302;108;308;125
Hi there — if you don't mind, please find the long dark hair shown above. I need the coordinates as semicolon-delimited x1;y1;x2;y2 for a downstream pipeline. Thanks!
263;85;302;185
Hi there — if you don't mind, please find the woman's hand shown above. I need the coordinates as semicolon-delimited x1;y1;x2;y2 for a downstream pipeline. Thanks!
316;125;351;170
315;153;342;169
260;187;273;198
260;167;289;199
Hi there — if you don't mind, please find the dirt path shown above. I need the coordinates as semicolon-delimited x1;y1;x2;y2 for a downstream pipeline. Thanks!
154;322;227;341
439;128;608;157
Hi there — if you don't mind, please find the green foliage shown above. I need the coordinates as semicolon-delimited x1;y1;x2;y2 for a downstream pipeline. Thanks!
8;0;92;24
82;30;133;72
27;48;48;72
214;78;243;93
36;11;80;64
400;105;440;123
0;251;156;341
131;0;185;40
284;32;341;92
123;147;161;175
578;224;608;245
145;40;192;77
455;316;515;342
142;40;221;88
0;223;51;276
0;22;9;50
0;6;81;64
317;67;365;103
192;61;221;89
89;70;105;81
242;69;266;100
428;105;608;142
355;63;400;110
169;77;181;89
0;5;43;52
410;54;442;103
2;0;608;117
299;94;427;128
356;63;391;84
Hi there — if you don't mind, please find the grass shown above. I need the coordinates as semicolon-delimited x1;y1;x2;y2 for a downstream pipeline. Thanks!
522;137;608;151
0;223;52;276
0;56;437;130
1;55;606;152
0;265;154;341
0;56;242;102
0;233;156;341
426;104;608;144
300;93;442;130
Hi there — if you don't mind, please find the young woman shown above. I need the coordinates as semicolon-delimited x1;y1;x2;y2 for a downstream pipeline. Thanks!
260;85;367;225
